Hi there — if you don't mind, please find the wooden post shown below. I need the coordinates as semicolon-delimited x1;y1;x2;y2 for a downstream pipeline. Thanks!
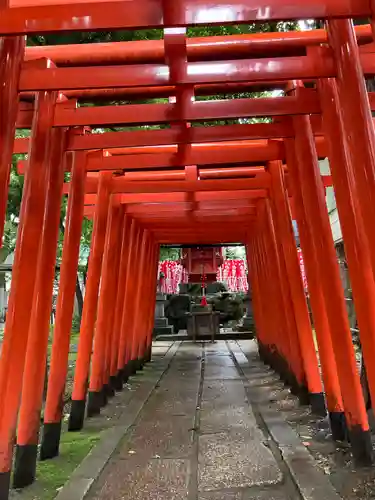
268;160;325;415
119;224;141;378
0;89;56;497
130;229;149;370
13;128;67;488
87;197;122;416
286;110;372;464
0;36;25;246
326;20;375;279
318;77;375;441
40;151;86;460
144;242;159;363
110;214;131;389
68;171;111;431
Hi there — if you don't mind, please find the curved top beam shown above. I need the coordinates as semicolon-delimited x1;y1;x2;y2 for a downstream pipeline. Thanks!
0;0;370;35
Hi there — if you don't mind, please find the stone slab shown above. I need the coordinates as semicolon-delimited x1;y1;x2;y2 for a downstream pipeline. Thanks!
55;342;180;500
198;431;283;491
202;380;248;408
119;415;194;459
90;458;190;500
233;340;342;500
155;317;168;327
199;488;289;500
200;405;262;436
153;326;174;336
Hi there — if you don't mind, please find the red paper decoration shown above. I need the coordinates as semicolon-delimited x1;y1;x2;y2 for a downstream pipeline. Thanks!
216;259;248;292
297;248;308;291
158;261;188;294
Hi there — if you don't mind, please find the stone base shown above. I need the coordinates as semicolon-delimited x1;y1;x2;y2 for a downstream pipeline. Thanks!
242;317;255;329
153;325;174;336
154;317;168;328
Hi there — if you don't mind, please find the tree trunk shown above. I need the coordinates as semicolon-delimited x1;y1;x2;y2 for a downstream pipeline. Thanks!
60;218;84;321
75;275;84;319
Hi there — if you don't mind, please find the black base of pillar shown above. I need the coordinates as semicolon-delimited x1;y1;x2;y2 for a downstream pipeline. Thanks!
0;471;10;499
310;392;327;416
329;411;348;442
127;359;137;376
288;376;301;397
40;421;62;460
136;358;144;371
297;385;310;406
13;444;38;489
114;369;124;389
144;346;152;363
348;426;373;466
101;388;108;407
104;383;115;399
87;391;103;417
275;355;291;384
110;374;122;392
68;399;86;431
122;365;129;383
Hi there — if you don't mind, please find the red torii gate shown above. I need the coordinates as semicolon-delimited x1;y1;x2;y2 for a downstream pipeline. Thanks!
1;2;375;497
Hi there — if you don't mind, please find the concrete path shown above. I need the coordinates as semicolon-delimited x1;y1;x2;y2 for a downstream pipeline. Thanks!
87;341;302;500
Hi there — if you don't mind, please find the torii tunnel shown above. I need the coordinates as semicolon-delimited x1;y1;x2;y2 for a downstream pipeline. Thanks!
3;1;375;498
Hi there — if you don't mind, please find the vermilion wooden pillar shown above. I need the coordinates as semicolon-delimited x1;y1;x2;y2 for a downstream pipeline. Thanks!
68;171;111;432
250;226;276;365
13;128;67;488
40;151;87;460
117;220;139;380
287;114;372;464
255;204;291;378
135;238;151;366
122;225;142;377
245;242;265;347
111;214;132;389
0;90;56;497
87;197;122;416
319;78;375;438
130;229;150;370
103;209;124;395
260;200;306;394
283;139;345;440
138;238;158;365
268;160;325;415
326;20;375;280
248;237;273;363
0;36;24;247
143;242;159;363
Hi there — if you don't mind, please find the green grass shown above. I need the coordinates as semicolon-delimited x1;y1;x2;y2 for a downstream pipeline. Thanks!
10;328;100;500
11;429;101;500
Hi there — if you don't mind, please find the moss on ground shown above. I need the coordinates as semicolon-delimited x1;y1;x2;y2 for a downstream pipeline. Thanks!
11;428;101;500
10;328;99;499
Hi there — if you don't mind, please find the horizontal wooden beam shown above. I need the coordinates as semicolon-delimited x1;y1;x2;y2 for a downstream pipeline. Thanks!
18;142;283;173
16;94;319;129
14;118;322;155
0;0;369;35
19;54;335;92
82;189;268;206
110;177;269;195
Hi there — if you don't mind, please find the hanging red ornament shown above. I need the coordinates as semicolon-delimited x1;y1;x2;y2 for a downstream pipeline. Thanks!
201;295;208;307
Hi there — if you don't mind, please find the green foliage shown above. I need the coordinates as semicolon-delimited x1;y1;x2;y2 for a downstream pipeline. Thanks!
18;430;101;500
71;315;82;333
224;246;246;260
27;22;299;47
159;247;180;261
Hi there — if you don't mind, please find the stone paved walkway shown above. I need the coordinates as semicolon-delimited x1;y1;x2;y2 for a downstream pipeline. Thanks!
87;341;298;500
